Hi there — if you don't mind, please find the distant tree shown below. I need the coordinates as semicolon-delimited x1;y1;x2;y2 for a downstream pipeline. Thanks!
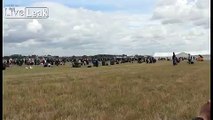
10;54;22;59
82;55;87;59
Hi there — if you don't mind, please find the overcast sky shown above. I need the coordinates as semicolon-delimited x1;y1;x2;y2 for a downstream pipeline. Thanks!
3;0;210;56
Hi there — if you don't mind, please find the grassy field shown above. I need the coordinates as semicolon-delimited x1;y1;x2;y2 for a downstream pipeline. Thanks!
3;61;210;120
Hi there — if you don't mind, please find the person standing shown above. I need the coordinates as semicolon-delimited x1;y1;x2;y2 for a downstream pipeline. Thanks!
172;52;177;66
188;54;192;64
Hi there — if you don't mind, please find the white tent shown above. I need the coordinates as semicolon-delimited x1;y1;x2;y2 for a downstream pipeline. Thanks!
176;52;189;58
153;52;173;58
153;52;181;58
153;51;210;60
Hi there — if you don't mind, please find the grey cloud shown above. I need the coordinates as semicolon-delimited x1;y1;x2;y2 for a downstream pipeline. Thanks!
151;11;164;20
196;0;210;9
193;18;210;28
162;19;183;24
152;0;209;29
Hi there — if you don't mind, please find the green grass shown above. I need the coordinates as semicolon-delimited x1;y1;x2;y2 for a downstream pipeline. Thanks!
3;61;210;120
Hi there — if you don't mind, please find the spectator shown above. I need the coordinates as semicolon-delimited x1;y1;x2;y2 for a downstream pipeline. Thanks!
172;52;177;65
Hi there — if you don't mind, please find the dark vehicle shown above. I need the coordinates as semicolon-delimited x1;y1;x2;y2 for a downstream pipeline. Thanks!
146;56;156;63
43;63;51;67
72;59;82;68
72;62;81;68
